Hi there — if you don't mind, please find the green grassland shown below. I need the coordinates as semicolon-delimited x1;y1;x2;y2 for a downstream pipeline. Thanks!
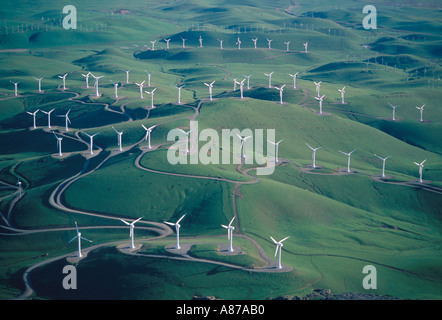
0;0;441;300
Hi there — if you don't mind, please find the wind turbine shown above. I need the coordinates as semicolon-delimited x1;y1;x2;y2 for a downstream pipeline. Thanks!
67;222;92;258
141;124;156;149
111;81;119;99
264;71;274;88
120;217;142;249
10;81;19;96
123;70;131;84
289;72;298;89
314;81;322;97
268;139;284;162
242;74;252;89
236;37;242;49
181;37;187;48
252;38;258;49
270;236;289;269
150;40;156;51
237;134;252;159
82;72;91;88
174;85;184;104
58;73;68;90
388;103;398;121
303;42;308;53
33;77;44;93
16;179;22;197
416;105;425;122
267;38;273;49
112;126;123;151
164;214;186;250
232;78;238;91
315;95;326;114
53;132;63;156
26;109;39;129
41;109;54;129
306;143;322;168
92;74;104;97
163;38;171;49
284;41;290;52
221;217;236;252
374;154;391;178
275;84;286;104
135;80;145;99
57;109;71;132
204;80;215;101
217;39;224;50
413;159;426;183
338;87;346;104
338;149;356;172
178;128;193;153
82;132;99;155
236;78;246;99
145;88;157;108
198;35;203;48
145;71;153;87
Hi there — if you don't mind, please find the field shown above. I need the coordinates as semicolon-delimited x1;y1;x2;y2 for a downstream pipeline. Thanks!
0;0;441;301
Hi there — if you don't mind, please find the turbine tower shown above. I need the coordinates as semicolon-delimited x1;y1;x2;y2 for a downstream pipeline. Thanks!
164;214;186;250
120;217;142;249
388;103;398;121
178;128;193;153
68;222;92;258
82;72;91;88
34;77;44;93
289;72;298;89
111;81;119;99
264;71;274;88
174;85;184;104
338;149;356;173
145;88;157;108
275;84;286;104
112;126;123;151
270;236;289;269
416;104;425;122
221;217;236;252
315;95;326;114
16;179;22;197
92;74;104;97
58;73;68;90
26;109;39;129
306;143;322;168
413;159;426;183
268;139;284;162
374;154;391;178
163;38;171;49
338;87;346;104
237;134;252;159
181;37;187;48
141;124;157;149
10;81;19;96
199;35;203;48
284;41;290;52
150;40;156;51
314;81;322;97
145;71;153;87
236;37;242;49
217;39;223;50
41;109;55;129
252;38;258;49
57;109;71;132
123;70;131;84
236;78;246;99
82;132;99;155
135;80;145;99
303;42;308;53
53;132;63;156
267;38;273;49
204;80;215;101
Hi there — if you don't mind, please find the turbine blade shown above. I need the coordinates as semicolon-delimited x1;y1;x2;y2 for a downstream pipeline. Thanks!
133;217;143;224
80;236;92;243
164;221;175;227
229;216;236;226
270;236;277;244
68;236;78;244
120;219;130;226
176;214;186;224
280;236;290;242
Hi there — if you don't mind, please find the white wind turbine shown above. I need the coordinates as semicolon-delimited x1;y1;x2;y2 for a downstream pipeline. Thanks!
252;38;258;49
68;222;92;258
164;214;186;250
53;132;63;156
57;109;71;132
374;154;391;178
237;133;252;159
145;88;157;108
315;95;326;114
338;149;356;173
82;72;91;88
41;109;54;129
26;109;39;129
236;37;242;49
82;132;99;155
181;37;187;48
275;84;286;104
150;40;156;51
112;126;123;151
284;41;290;52
314;81;322;97
303;42;308;53
174;85;184;104
232;78;238;91
267;38;273;49
416;105;425;122
221;217;236;252
388;103;398;121
204;80;215;101
217;39;224;50
10;81;19;96
123;70;131;83
270;236;289;269
338;87;346;104
33;77;44;93
413;159;426;183
58;73;68;90
268;139;284;162
120;217;143;249
111;80;119;99
289;72;299;89
145;71;153;87
243;74;252;90
306;143;322;168
135;80;145;99
16;179;22;197
264;71;274;88
199;35;203;48
236;78;246;99
164;38;171;49
92;74;104;97
141;124;157;149
178;128;193;153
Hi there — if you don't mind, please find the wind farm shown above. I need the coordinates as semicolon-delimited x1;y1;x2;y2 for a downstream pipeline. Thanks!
0;0;441;303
